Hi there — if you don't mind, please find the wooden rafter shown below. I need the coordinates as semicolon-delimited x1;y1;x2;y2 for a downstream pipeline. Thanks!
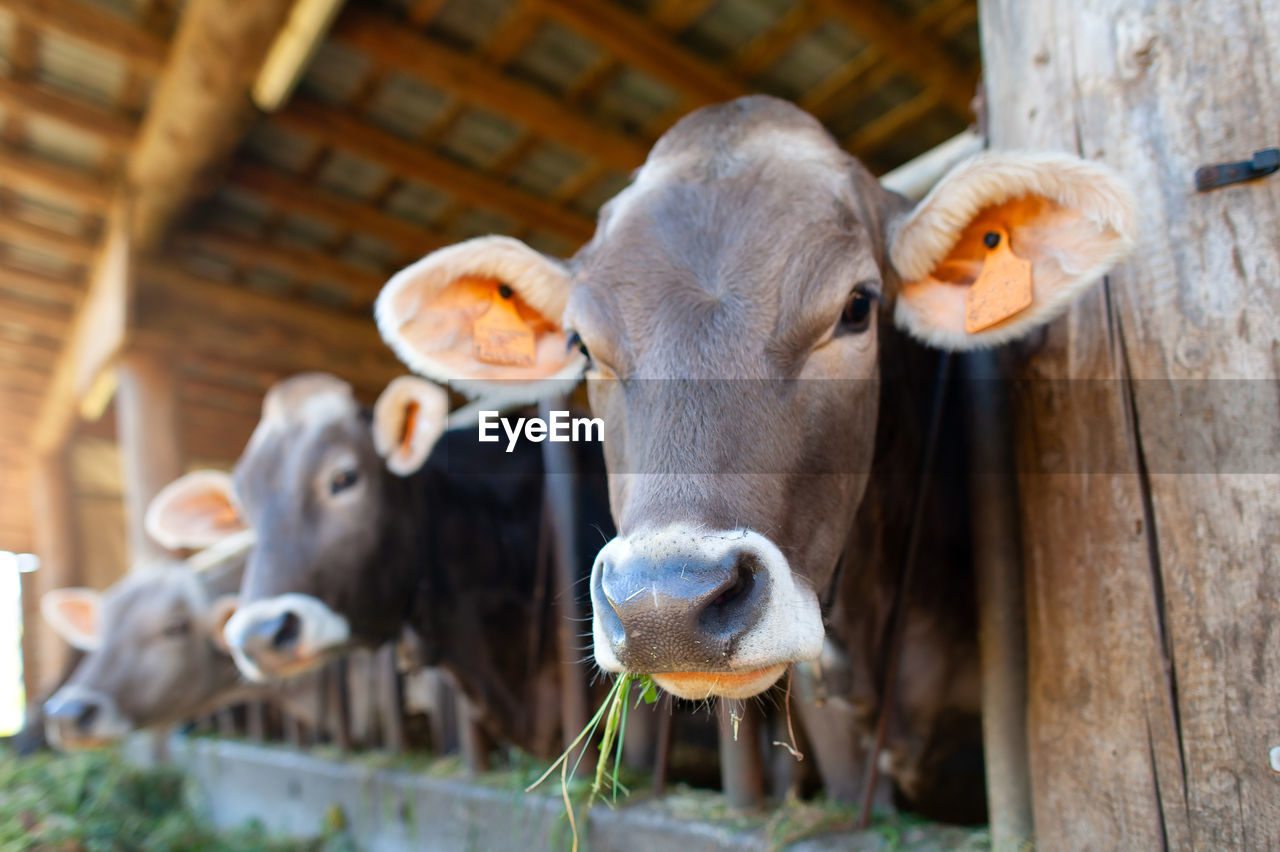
228;161;442;259
0;214;95;264
177;229;387;304
274;98;597;244
530;0;743;106
0;298;72;340
0;263;84;306
0;76;138;152
846;89;943;156
0;147;112;213
30;0;295;457
0;0;169;74
814;0;975;116
332;9;649;171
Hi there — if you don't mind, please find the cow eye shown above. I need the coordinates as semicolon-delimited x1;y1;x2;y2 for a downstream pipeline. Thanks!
566;330;590;361
839;284;879;334
161;620;190;638
329;468;359;496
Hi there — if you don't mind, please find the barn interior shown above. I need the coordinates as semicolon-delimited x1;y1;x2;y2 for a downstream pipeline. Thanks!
0;0;983;830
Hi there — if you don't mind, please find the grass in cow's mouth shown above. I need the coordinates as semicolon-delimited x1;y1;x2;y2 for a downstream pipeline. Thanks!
525;672;658;851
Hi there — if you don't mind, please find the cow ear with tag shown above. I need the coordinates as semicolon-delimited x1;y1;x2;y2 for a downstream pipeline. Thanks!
42;588;101;652
376;235;586;405
888;152;1137;350
145;470;248;551
373;376;450;476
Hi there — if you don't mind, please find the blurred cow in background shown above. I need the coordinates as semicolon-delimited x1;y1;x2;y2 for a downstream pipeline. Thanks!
165;373;611;759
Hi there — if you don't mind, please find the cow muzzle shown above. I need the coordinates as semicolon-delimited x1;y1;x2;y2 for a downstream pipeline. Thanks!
43;686;128;750
590;526;824;699
223;594;351;682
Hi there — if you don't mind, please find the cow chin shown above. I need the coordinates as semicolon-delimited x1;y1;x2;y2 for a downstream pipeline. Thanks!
650;665;789;700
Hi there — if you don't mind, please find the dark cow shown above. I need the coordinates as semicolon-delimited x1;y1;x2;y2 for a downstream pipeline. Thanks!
170;373;607;758
373;97;1134;804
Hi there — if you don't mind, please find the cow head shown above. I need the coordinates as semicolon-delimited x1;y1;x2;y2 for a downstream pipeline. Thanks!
41;560;243;750
376;96;1135;699
204;373;448;681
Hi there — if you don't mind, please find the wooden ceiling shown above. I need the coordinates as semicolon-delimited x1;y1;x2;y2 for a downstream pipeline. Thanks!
0;0;980;556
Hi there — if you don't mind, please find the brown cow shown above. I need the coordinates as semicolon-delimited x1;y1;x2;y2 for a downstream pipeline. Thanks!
373;96;1134;806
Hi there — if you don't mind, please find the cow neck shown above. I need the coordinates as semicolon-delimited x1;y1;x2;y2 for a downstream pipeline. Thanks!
826;329;971;682
399;430;548;753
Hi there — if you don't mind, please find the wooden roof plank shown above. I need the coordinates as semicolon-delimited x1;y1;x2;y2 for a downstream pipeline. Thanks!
0;0;169;73
530;0;743;105
228;161;441;259
0;213;96;264
813;0;976;116
178;229;387;304
0;76;138;152
274;98;597;245
31;0;296;457
332;9;649;171
0;147;112;213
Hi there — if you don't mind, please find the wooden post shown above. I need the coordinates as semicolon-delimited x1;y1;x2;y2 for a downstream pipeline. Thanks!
115;347;184;566
980;1;1280;846
376;644;405;754
963;351;1033;850
27;452;79;697
717;699;764;810
456;693;491;773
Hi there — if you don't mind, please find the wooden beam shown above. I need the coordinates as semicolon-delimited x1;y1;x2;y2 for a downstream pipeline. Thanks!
0;214;96;265
814;0;976;116
0;264;84;306
846;90;944;157
0;298;72;340
275;98;597;244
127;0;294;249
0;0;169;74
116;347;184;565
0;147;112;213
731;3;825;79
530;0;743;105
177;229;387;304
334;9;649;171
28;451;80;695
228;161;440;259
32;0;295;460
649;0;717;31
135;262;399;374
0;76;138;152
31;207;129;455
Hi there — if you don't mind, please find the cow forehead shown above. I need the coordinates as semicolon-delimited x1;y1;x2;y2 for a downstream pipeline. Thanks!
101;567;204;637
241;380;362;477
599;108;847;243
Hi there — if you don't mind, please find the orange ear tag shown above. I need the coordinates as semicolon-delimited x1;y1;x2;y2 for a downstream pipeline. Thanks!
473;284;536;366
965;228;1033;334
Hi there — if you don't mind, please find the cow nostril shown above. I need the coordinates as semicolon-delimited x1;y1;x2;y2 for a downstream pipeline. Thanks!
698;551;762;639
272;611;301;651
75;703;99;732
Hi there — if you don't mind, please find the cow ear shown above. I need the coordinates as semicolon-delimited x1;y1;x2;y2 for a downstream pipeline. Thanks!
42;588;101;652
888;152;1137;350
146;470;247;550
373;376;450;476
207;595;239;653
375;235;586;406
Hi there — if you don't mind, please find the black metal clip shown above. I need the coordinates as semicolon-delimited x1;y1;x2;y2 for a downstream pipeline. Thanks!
1195;148;1279;191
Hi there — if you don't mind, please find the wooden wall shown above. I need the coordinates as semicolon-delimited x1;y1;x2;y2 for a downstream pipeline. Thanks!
981;0;1280;846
